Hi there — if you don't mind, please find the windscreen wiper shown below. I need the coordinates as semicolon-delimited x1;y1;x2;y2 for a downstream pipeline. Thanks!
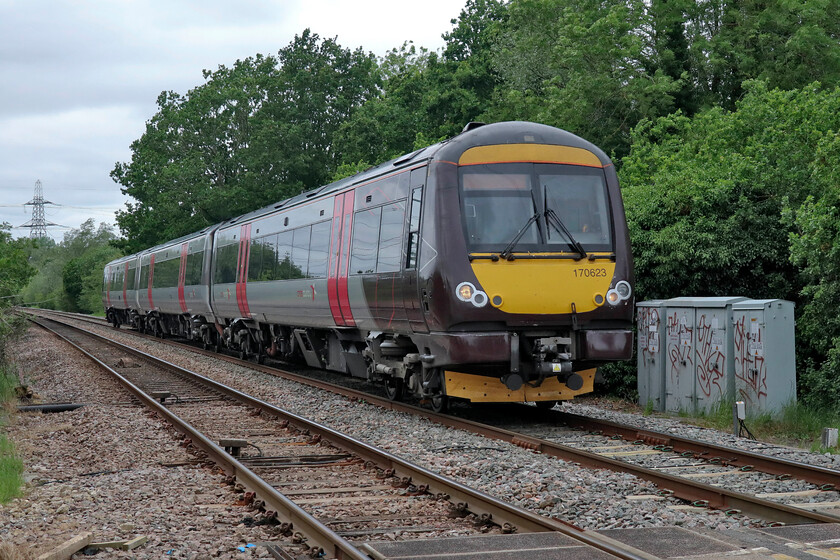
498;212;540;260
544;207;587;260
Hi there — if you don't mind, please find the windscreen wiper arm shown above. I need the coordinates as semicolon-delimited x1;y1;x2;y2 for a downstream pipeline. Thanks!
498;212;540;260
545;208;587;260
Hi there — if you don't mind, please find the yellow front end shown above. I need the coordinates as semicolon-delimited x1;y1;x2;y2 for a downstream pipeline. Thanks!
445;369;597;403
470;256;615;314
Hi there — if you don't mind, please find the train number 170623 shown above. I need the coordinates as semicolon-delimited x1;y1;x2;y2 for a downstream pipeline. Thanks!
573;267;607;278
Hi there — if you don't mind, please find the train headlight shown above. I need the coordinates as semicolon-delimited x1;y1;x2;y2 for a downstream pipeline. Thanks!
456;282;474;302
606;289;621;306
455;281;488;307
472;291;488;307
615;280;632;300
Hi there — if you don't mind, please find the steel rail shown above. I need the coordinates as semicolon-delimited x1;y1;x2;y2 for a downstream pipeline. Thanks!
32;309;840;524
130;335;840;524
30;316;654;560
549;410;840;489
30;318;368;560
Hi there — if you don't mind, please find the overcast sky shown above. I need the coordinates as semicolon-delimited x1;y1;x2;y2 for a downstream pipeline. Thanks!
0;0;466;241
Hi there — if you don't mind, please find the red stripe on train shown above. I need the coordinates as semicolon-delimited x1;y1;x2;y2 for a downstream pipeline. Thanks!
338;191;355;326
236;224;252;317
327;195;345;326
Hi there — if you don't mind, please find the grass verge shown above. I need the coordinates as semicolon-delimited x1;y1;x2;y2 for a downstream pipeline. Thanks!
690;399;840;451
0;363;23;503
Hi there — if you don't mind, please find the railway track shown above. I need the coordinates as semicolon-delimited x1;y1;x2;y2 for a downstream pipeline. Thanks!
29;314;652;560
27;309;840;527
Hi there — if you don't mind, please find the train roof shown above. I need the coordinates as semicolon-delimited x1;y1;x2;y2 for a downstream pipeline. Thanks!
114;121;610;261
215;138;446;230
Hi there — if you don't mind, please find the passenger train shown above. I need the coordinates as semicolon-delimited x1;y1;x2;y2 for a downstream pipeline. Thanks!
104;121;634;411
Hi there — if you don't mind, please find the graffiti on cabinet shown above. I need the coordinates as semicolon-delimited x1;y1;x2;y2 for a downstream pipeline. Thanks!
638;307;661;359
734;316;768;404
667;311;692;380
695;314;726;399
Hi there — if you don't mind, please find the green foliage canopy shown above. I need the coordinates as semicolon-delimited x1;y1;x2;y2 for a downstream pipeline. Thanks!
0;226;35;300
786;125;840;409
0;224;36;361
622;81;840;407
112;30;379;254
21;220;121;314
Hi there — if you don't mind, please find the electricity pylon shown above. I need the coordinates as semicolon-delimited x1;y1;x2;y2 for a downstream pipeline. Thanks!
20;180;62;238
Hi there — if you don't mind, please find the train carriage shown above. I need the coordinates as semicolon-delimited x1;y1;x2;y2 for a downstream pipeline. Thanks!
103;255;137;327
105;121;634;410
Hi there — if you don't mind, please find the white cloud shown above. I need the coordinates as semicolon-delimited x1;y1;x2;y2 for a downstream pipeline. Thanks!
0;0;467;238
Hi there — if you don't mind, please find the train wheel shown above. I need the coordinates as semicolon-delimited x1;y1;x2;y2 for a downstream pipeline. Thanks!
535;400;558;410
430;394;449;413
384;378;404;401
251;342;265;364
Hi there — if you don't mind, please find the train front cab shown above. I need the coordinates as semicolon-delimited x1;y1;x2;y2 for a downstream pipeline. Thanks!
415;122;635;407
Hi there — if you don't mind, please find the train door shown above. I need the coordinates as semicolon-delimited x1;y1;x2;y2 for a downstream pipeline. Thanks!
177;242;189;313
147;254;156;310
327;191;356;327
104;265;112;309
122;262;129;307
403;168;429;333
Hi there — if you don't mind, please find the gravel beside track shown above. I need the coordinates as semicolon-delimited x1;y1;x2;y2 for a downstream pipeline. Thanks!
1;327;281;558
562;401;840;472
8;314;840;559
36;319;787;532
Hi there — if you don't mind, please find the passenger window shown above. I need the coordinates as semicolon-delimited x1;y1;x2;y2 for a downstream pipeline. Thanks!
153;257;179;288
186;251;203;285
276;231;294;280
377;201;405;273
260;235;279;281
308;221;331;278
248;239;264;282
350;207;381;274
214;244;239;284
291;226;311;279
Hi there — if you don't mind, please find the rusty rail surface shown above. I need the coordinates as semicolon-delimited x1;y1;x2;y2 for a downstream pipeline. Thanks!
30;309;840;525
30;315;652;560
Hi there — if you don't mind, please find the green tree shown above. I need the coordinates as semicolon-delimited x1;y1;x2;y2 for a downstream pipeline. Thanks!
693;0;840;109
489;0;681;159
21;220;121;314
621;81;840;404
113;31;379;253
112;55;285;252
787;131;840;410
265;30;380;189
335;2;507;167
0;224;36;361
0;226;35;300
